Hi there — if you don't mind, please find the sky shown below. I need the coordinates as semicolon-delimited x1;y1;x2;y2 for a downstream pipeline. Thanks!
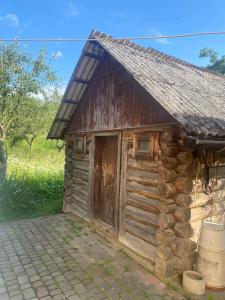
1;0;225;91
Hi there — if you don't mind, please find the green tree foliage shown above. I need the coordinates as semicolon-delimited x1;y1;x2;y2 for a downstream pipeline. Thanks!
199;48;225;74
0;42;57;179
13;88;62;152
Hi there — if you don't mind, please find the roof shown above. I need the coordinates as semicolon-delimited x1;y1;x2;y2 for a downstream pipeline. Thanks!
48;30;225;139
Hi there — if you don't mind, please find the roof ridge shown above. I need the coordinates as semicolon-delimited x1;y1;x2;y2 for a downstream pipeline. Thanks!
91;30;225;79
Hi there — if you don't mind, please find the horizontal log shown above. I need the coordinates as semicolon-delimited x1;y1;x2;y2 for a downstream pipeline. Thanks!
127;158;161;172
161;169;177;183
72;153;89;161
70;202;87;217
125;218;156;236
127;191;160;206
159;202;177;213
127;181;161;200
161;142;179;157
173;207;191;223
126;191;160;211
155;228;176;246
158;213;175;229
71;193;88;208
126;205;158;226
125;221;157;246
71;176;89;189
156;245;173;260
176;152;193;164
175;177;193;194
159;183;177;198
71;185;88;200
176;194;192;207
120;231;156;262
73;169;89;181
162;157;178;169
176;163;194;177
127;176;159;188
127;169;160;183
174;222;193;238
72;159;89;171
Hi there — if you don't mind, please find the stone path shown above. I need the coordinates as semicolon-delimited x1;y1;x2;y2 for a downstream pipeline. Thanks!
0;214;185;300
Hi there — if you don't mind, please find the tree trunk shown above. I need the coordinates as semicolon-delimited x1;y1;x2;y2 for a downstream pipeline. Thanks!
0;140;7;181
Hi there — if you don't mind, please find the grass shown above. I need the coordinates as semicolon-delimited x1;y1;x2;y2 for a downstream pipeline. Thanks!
0;136;64;223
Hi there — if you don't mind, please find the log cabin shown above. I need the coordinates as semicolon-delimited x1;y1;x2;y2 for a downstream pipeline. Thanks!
48;30;225;278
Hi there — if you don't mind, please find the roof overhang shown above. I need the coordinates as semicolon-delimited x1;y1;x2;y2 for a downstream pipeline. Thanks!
186;135;225;148
47;31;106;139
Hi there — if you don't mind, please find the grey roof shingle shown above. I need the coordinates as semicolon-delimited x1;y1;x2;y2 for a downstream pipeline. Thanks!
48;30;225;139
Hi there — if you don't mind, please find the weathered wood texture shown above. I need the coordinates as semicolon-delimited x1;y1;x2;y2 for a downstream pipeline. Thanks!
119;132;162;263
66;54;175;133
154;128;198;277
93;136;118;228
63;139;90;218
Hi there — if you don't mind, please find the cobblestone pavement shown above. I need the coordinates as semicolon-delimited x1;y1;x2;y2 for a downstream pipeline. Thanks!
0;214;185;300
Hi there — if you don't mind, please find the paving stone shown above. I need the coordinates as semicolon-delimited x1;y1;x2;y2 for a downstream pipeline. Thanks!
32;280;44;288
0;285;7;294
11;295;24;300
9;289;21;297
17;275;29;285
0;215;183;300
23;288;36;299
68;295;81;300
50;288;62;296
36;286;48;297
0;293;10;300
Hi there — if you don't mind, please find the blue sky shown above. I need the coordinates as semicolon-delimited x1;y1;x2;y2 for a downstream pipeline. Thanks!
1;0;225;89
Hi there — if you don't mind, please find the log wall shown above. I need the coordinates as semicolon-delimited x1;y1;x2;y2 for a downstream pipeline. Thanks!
153;128;197;277
119;131;162;264
63;129;225;279
63;139;90;219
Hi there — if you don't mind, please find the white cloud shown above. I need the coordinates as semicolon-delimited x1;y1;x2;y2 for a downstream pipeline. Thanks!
150;29;170;45
0;13;20;27
65;2;79;18
52;50;63;59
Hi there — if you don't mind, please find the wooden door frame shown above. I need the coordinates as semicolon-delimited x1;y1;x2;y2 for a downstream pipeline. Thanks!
89;131;122;240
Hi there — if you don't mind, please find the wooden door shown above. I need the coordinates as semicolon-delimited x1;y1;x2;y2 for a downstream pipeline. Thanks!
93;135;118;228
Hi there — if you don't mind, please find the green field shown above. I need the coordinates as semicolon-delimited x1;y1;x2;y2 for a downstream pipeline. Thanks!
0;136;65;223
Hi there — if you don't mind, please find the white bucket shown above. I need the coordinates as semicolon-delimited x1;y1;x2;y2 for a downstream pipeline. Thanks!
183;271;205;296
197;221;225;290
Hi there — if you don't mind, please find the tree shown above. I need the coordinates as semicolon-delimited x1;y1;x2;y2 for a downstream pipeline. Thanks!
0;43;56;180
13;97;46;152
199;48;225;74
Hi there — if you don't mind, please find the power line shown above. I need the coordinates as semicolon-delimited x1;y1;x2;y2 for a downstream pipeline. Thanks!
1;31;225;42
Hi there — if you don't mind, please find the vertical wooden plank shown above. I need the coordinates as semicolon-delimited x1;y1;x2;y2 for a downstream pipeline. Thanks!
118;135;128;239
115;132;122;239
88;135;95;222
